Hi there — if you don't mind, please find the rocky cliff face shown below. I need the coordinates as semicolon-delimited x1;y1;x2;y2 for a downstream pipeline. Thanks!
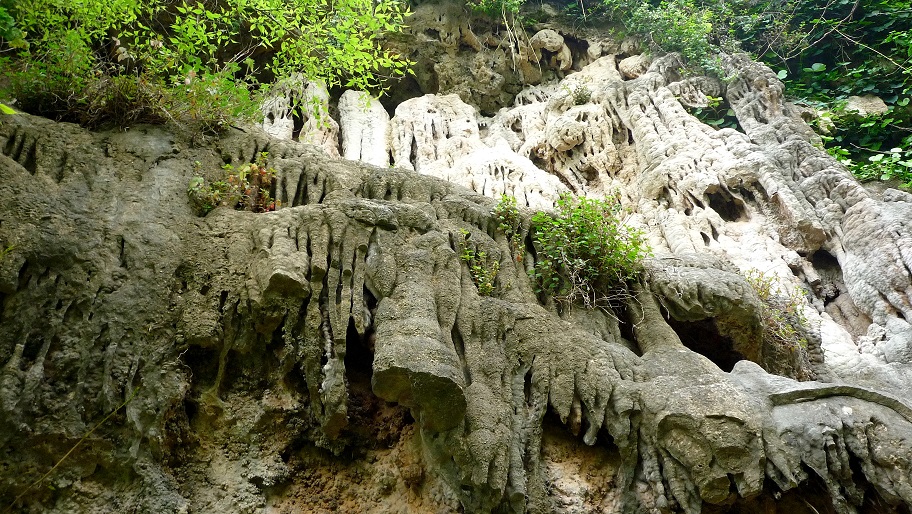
2;5;912;514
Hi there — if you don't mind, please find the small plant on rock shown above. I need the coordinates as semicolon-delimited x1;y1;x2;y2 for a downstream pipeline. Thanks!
685;95;740;130
458;229;500;297
743;269;809;353
530;194;649;310
188;152;280;216
571;84;591;106
492;194;524;262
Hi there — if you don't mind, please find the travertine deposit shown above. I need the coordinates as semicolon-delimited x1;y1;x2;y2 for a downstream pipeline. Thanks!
2;7;912;514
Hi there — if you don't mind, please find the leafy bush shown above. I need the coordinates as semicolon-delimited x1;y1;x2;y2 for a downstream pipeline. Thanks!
188;152;279;216
530;194;649;309
0;0;412;132
458;230;500;297
601;0;717;71
492;194;524;262
467;0;524;17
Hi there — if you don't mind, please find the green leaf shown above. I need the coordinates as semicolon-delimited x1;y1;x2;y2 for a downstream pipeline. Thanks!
0;103;15;115
777;69;788;79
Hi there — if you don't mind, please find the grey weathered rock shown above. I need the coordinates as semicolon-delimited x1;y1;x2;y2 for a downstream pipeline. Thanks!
3;31;912;514
844;94;890;117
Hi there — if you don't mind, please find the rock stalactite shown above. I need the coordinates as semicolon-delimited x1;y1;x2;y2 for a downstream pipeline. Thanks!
2;25;912;514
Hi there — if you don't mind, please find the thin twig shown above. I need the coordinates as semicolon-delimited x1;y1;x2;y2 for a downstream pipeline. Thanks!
8;387;141;511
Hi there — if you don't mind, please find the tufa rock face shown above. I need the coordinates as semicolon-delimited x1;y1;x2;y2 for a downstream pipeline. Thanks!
2;38;912;514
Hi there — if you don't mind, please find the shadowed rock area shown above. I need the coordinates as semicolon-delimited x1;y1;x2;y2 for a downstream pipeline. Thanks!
2;28;912;514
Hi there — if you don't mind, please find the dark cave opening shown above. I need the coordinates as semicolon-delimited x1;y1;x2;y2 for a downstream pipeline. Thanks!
707;190;748;222
701;467;911;514
810;248;872;338
665;317;744;372
344;317;373;380
811;249;841;306
342;287;412;449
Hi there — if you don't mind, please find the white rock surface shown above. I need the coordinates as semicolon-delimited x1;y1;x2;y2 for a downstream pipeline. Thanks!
261;77;339;157
844;94;890;117
390;94;565;209
385;51;912;398
338;90;390;167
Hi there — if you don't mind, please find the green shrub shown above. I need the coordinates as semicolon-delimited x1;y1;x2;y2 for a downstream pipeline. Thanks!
1;0;412;132
601;0;718;73
492;194;524;262
457;230;500;296
530;194;649;309
188;152;279;216
466;0;524;17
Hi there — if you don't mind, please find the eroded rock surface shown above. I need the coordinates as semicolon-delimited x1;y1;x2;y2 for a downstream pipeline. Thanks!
2;23;912;514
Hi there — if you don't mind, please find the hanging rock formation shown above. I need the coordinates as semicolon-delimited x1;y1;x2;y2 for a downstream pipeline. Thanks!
2;13;912;514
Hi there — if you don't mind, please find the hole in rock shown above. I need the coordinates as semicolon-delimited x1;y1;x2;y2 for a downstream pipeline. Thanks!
811;249;871;337
183;397;198;423
707;190;747;222
661;187;674;207
343;294;411;449
703;474;837;514
665;317;744;372
617;303;640;356
63;301;84;324
22;335;43;362
291;110;305;141
740;187;756;204
345;317;373;380
811;249;841;305
181;345;220;390
17;262;31;290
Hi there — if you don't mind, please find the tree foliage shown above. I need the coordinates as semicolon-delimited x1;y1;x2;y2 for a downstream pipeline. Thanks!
0;0;412;132
585;0;911;187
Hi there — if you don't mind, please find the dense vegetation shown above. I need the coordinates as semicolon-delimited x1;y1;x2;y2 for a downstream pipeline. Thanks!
594;0;912;187
2;0;910;186
0;0;411;135
530;194;650;310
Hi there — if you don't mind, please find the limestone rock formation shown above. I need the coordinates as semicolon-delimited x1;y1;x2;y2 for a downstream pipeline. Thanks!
261;78;339;157
338;90;390;167
3;18;912;514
